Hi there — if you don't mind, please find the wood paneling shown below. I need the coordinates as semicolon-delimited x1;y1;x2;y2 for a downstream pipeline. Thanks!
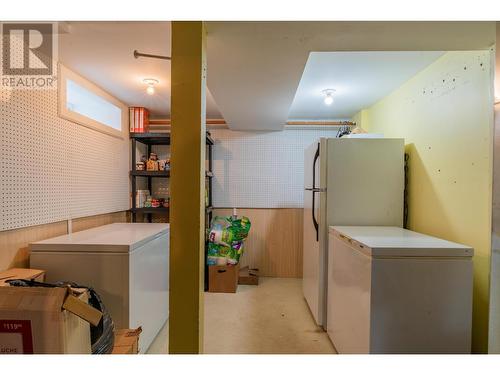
2;207;303;277
213;208;303;278
0;211;128;271
0;221;67;270
72;211;128;233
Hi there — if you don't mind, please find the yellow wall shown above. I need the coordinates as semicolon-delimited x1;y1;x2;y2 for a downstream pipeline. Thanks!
351;109;369;129
356;51;494;352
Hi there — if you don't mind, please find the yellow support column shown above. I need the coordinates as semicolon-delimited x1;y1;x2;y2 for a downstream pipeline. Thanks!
169;21;206;354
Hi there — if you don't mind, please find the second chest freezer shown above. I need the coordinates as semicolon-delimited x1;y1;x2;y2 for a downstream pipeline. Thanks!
30;223;169;353
328;226;473;354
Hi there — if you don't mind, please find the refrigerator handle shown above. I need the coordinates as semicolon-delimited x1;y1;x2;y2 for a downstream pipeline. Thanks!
312;143;320;241
312;142;320;189
312;191;319;242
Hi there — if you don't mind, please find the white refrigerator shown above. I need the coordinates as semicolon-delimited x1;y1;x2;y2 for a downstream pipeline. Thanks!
303;137;404;329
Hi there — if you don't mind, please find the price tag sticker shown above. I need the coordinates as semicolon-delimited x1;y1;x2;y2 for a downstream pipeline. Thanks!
0;320;34;354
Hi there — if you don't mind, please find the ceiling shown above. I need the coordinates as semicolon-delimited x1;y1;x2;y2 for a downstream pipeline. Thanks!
58;21;495;130
206;21;494;130
288;51;445;120
58;21;222;118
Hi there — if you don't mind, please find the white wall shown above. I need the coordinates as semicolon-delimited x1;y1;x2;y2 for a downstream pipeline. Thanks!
0;77;129;231
210;127;340;208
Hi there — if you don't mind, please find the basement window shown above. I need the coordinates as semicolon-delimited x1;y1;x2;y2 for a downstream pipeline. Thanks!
58;64;127;138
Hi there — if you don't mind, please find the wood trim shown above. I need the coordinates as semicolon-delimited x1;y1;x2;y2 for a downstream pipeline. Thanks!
150;119;355;127
216;207;297;210
286;120;355;126
149;118;226;125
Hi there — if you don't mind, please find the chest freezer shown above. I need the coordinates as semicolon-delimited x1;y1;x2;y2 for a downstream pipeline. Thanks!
30;223;169;353
328;226;473;354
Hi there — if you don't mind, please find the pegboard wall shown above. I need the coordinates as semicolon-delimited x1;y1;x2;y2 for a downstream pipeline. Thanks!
0;80;129;231
210;127;339;208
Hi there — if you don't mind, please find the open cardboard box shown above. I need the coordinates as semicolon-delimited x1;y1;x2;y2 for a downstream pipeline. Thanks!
112;327;142;354
238;266;259;285
0;286;102;354
0;268;46;287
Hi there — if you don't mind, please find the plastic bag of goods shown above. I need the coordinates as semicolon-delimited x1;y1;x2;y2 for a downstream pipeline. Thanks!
226;241;244;265
207;216;251;265
208;216;251;246
207;242;231;266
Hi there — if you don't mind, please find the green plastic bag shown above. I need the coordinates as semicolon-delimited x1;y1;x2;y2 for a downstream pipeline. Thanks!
226;241;245;265
207;242;230;265
207;216;251;265
208;216;251;247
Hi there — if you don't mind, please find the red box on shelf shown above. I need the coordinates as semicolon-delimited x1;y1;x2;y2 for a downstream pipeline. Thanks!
129;107;149;133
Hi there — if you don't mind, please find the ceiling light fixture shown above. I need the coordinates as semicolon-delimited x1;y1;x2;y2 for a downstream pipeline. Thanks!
143;78;159;95
322;89;336;106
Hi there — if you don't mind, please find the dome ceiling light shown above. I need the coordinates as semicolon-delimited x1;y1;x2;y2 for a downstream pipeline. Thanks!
143;78;159;95
321;89;336;106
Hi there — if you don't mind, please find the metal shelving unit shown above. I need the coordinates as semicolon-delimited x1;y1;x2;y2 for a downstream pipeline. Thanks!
205;133;214;229
204;133;214;291
130;170;170;177
130;132;214;224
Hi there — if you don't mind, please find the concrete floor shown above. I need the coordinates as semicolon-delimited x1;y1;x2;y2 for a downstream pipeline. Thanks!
147;319;168;354
147;277;336;354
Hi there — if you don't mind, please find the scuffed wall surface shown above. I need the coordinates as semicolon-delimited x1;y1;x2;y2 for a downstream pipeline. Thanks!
364;51;494;353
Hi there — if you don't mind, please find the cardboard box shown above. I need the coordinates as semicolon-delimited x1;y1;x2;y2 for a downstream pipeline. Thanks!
112;328;142;354
238;266;259;285
0;287;96;354
208;264;240;293
0;268;45;287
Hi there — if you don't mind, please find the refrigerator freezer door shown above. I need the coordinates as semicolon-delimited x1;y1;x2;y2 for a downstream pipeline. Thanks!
323;138;403;333
303;140;325;326
326;138;404;227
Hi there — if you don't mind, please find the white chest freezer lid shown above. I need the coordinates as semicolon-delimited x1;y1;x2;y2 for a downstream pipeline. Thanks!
30;223;169;253
330;226;473;257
